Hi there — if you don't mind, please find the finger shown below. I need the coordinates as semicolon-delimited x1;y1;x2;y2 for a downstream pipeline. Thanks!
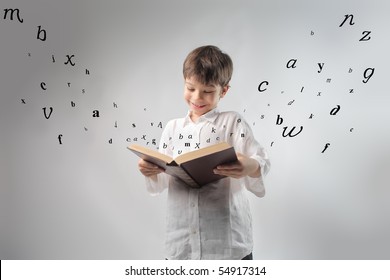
141;168;163;177
139;159;160;169
140;165;164;173
216;163;242;170
213;169;243;178
138;159;154;168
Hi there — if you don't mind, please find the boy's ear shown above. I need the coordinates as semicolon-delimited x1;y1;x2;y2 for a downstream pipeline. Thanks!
220;85;230;98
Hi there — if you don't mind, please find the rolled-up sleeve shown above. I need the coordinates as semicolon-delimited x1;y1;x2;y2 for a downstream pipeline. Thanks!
145;173;169;195
144;120;175;195
234;116;271;197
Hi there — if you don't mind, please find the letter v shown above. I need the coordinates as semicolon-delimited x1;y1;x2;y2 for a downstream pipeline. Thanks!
42;107;53;119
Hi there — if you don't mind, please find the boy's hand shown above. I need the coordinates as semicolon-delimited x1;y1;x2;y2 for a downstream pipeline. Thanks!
213;153;260;179
138;159;164;178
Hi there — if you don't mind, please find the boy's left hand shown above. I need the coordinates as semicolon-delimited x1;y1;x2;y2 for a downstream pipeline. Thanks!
213;153;261;179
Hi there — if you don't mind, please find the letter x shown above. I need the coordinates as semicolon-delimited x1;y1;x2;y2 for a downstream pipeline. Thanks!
64;55;75;66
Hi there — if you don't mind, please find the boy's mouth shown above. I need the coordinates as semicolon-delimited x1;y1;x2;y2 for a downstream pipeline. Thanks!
191;102;206;109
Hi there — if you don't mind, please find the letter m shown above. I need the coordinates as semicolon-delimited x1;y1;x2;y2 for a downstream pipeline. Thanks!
3;8;24;23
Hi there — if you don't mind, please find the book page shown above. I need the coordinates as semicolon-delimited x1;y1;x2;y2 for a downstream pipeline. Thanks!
174;142;231;165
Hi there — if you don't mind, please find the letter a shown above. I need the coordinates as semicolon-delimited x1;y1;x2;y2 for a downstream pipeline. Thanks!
92;110;100;117
286;59;298;69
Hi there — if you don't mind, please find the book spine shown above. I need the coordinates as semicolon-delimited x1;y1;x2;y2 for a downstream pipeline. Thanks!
165;166;200;188
179;165;202;188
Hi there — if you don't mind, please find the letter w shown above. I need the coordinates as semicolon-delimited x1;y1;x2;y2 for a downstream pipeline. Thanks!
282;126;304;137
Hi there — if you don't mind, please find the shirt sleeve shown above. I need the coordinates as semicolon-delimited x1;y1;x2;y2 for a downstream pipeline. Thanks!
233;115;271;197
144;120;174;195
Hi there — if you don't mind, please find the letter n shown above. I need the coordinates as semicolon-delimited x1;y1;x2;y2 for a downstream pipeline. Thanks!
339;14;355;27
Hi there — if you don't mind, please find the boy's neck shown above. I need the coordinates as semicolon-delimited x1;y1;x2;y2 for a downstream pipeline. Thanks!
189;107;218;122
190;111;201;122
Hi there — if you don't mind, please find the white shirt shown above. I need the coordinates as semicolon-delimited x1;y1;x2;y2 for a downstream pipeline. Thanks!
145;108;270;260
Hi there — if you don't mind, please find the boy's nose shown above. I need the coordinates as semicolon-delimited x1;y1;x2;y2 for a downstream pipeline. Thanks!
193;90;203;99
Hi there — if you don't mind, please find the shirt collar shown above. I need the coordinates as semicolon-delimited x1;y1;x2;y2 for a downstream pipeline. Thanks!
183;107;220;127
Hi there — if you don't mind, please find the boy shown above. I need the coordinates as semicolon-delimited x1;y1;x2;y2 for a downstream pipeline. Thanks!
138;45;270;260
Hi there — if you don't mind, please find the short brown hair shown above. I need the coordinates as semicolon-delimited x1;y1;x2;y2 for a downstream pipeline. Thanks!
183;45;233;87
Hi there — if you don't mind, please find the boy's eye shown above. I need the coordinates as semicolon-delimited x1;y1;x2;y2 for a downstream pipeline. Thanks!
186;86;215;94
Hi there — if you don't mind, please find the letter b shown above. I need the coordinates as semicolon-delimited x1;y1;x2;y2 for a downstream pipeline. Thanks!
276;114;284;125
37;25;47;41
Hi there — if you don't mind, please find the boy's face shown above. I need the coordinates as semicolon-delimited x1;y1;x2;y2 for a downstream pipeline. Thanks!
184;76;228;121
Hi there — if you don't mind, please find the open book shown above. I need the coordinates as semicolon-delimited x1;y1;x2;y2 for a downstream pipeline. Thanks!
128;142;238;188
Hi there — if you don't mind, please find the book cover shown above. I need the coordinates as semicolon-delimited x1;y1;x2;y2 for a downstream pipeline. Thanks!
128;142;238;188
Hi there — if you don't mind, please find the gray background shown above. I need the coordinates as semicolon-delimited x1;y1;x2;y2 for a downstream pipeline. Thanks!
1;0;389;259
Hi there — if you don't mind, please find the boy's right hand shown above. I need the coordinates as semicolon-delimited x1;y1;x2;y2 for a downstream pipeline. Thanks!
138;159;164;178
